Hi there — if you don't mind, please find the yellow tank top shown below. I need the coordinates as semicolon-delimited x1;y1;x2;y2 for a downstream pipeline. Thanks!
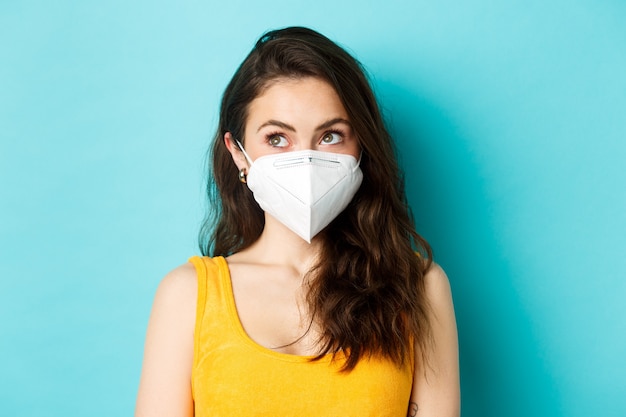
189;256;414;416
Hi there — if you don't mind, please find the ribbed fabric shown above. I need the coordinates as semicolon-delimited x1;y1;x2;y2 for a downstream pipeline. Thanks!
189;256;413;416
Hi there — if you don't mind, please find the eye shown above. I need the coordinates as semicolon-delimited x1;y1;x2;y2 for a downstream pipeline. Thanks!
320;131;343;145
267;134;289;147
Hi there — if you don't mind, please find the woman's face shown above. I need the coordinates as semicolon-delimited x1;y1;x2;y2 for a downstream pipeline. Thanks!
226;77;360;168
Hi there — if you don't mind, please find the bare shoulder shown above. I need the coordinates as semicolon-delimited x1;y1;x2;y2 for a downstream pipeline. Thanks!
154;262;198;305
146;261;198;342
423;263;454;306
143;262;198;355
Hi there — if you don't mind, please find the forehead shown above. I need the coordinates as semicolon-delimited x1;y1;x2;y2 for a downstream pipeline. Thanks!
246;77;348;126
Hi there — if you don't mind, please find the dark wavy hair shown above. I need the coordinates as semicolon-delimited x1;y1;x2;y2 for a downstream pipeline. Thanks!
199;26;433;371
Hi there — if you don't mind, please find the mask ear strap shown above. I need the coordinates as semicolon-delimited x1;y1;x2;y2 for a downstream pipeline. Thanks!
235;139;254;166
351;151;364;168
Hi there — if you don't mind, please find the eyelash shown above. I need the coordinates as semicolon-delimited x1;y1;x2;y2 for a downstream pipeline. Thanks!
265;131;284;140
322;129;346;141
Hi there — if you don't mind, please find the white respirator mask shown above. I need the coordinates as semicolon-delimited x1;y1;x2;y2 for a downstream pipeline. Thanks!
236;140;363;243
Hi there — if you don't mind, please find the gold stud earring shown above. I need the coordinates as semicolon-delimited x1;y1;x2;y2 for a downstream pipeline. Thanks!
238;168;247;183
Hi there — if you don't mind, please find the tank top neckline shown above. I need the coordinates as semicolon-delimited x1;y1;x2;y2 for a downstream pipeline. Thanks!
214;256;339;364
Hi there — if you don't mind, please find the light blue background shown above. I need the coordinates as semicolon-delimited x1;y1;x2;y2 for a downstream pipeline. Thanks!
1;1;625;416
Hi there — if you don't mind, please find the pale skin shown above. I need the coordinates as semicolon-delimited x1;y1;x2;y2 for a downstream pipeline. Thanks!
135;77;460;416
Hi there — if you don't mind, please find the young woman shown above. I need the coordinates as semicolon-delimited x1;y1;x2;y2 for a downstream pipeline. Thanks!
136;27;459;417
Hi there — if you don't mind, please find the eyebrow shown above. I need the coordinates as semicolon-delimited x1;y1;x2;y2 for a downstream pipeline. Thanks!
256;117;351;133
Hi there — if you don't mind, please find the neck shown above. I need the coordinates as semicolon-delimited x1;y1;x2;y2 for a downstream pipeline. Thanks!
240;214;321;276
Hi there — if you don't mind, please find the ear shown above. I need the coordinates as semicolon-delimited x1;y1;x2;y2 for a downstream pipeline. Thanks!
224;132;249;171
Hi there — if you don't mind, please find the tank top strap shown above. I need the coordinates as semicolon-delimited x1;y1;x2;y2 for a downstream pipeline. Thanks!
188;255;230;396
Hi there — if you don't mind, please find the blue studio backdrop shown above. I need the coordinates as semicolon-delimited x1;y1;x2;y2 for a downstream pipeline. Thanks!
1;1;625;416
